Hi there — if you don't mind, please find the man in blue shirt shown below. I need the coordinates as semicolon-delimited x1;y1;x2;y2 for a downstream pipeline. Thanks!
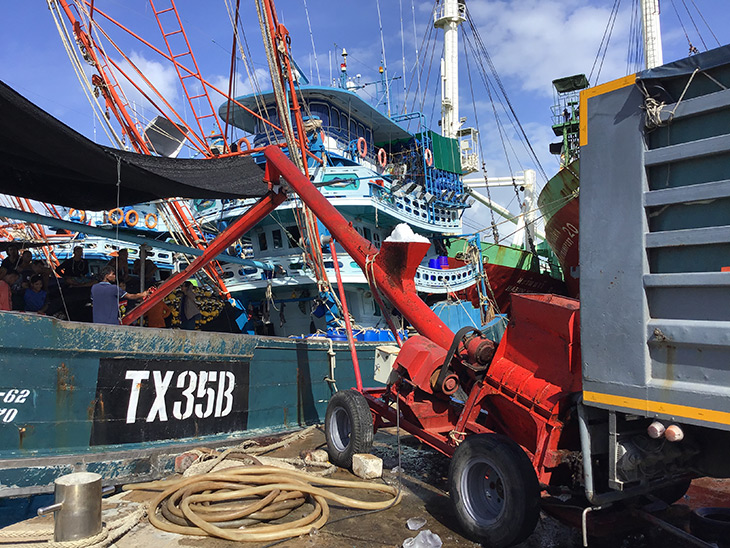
92;266;149;325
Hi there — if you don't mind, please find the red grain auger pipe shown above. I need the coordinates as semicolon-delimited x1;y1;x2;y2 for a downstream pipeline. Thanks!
264;146;456;351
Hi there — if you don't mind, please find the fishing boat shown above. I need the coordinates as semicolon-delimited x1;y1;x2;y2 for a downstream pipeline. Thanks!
0;77;376;497
0;0;554;497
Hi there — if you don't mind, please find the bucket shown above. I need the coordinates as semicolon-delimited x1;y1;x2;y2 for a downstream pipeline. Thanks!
326;329;347;341
428;258;441;269
438;256;449;268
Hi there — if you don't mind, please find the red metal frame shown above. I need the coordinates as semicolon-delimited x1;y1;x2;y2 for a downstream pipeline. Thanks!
262;145;582;484
122;189;286;325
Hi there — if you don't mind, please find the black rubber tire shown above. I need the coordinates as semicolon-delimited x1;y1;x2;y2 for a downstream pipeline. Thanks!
690;507;730;547
448;434;540;548
653;478;691;505
324;390;374;469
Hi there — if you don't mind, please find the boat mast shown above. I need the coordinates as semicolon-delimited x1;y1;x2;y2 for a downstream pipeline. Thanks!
435;0;465;139
641;0;663;69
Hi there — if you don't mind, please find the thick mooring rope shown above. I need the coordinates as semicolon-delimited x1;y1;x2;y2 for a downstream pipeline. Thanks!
0;506;145;548
126;466;401;543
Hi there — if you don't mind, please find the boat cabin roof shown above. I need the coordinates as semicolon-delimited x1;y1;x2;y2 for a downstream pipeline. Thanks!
220;86;413;144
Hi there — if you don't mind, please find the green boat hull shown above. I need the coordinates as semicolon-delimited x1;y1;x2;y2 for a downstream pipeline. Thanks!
0;312;373;496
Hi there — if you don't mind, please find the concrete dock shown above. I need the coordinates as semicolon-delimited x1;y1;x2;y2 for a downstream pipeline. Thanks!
2;426;727;547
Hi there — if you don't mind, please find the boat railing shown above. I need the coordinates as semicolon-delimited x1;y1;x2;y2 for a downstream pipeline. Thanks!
414;263;477;294
370;184;461;231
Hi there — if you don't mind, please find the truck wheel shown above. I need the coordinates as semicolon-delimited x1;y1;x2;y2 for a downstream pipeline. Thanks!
325;390;373;468
448;434;540;548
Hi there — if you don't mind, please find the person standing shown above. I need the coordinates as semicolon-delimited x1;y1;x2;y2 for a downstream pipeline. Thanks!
56;246;89;279
179;281;201;330
0;270;19;311
24;274;48;314
91;266;148;325
1;244;20;271
146;287;171;328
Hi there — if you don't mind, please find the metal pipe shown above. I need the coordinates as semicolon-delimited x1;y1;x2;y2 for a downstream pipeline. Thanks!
264;146;456;351
329;240;362;392
634;510;715;548
0;206;272;270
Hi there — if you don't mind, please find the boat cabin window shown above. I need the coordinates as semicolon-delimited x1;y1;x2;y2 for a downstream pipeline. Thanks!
373;232;381;248
286;225;300;248
363;227;372;241
272;229;283;249
254;107;279;134
331;109;340;131
258;232;268;251
310;102;330;127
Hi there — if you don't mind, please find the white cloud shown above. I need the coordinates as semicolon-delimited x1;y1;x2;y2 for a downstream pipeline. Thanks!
466;0;632;96
112;51;181;120
211;67;270;99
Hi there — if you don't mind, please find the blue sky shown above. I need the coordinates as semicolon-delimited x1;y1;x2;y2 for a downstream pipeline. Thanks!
2;1;729;232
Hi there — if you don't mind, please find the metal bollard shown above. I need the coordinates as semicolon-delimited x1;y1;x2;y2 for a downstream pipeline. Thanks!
37;472;113;542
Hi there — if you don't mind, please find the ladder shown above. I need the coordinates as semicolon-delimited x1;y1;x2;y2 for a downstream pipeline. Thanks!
150;0;228;156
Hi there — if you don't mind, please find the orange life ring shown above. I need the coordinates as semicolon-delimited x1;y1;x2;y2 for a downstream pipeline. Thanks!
144;213;158;229
108;208;124;225
424;148;433;167
68;208;85;223
377;148;387;168
125;209;139;227
357;137;367;158
236;136;251;152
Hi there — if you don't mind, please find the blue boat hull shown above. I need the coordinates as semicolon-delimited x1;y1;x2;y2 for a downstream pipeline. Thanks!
0;312;374;496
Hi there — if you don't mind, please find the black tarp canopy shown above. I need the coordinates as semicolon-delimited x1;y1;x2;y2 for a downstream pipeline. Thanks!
0;80;267;210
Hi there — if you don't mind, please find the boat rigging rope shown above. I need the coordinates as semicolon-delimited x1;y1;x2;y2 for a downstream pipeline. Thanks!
47;0;125;150
462;39;499;243
589;0;621;85
641;68;701;128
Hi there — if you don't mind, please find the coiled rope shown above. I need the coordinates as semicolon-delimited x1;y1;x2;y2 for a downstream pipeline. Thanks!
126;466;401;543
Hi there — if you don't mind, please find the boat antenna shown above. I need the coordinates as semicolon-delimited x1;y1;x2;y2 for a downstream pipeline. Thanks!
375;0;391;116
411;0;422;109
302;0;322;85
399;0;407;113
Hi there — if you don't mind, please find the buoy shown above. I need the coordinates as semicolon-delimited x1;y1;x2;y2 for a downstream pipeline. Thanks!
68;208;85;223
108;208;123;225
144;213;158;229
356;137;367;158
125;209;139;227
377;147;387;168
424;148;433;167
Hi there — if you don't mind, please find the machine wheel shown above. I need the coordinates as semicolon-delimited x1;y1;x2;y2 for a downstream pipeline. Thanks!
448;434;540;548
324;390;373;468
690;507;730;546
